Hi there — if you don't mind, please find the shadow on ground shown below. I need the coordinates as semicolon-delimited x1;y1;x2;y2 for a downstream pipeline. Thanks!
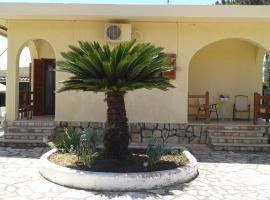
93;183;191;199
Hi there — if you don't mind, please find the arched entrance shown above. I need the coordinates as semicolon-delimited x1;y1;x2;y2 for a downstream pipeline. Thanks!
16;39;56;119
188;38;268;121
0;32;7;122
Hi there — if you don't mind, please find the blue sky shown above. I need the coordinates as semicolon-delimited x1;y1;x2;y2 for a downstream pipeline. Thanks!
0;0;216;5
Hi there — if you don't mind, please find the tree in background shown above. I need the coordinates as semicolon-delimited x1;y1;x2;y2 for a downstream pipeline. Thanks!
264;55;270;88
215;0;270;4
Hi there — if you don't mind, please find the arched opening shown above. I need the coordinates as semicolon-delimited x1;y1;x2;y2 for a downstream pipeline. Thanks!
19;46;31;68
0;34;7;122
188;38;268;122
17;39;56;119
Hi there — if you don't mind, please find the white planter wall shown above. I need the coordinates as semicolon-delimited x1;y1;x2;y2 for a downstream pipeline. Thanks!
39;149;198;191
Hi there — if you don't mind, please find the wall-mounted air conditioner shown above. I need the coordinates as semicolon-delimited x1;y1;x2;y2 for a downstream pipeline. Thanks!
105;23;131;43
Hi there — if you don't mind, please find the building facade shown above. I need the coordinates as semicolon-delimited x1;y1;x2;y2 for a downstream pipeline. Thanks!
0;4;270;125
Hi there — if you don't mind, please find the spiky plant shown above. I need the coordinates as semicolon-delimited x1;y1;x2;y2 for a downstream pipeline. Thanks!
57;40;174;158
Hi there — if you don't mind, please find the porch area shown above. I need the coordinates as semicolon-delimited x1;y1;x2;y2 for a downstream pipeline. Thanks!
0;115;269;152
188;38;267;124
188;91;270;124
128;120;270;152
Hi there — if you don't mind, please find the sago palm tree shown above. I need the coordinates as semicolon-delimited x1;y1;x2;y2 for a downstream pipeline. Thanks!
57;40;174;158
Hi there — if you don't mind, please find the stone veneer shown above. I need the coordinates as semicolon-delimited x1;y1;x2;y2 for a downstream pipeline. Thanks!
55;121;210;144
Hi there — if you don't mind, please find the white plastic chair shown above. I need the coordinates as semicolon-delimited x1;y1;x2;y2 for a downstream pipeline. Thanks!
233;95;250;121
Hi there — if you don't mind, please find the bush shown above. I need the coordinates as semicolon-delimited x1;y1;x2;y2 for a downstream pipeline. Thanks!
146;137;164;169
54;127;80;153
77;128;99;168
80;128;98;152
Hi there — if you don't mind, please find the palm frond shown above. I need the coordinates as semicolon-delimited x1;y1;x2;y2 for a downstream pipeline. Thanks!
57;40;175;93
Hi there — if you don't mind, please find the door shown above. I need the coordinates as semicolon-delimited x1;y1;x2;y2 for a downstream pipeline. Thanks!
44;60;55;115
33;59;55;116
33;59;45;116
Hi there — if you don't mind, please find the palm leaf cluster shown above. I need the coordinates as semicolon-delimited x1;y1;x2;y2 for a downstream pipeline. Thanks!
57;40;174;93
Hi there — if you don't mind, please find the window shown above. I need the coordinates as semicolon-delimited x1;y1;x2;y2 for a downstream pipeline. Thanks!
0;35;7;70
19;46;31;68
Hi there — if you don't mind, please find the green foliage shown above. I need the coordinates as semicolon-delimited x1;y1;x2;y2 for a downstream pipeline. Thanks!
146;137;164;167
57;40;174;93
169;149;181;155
264;55;270;88
215;0;270;5
77;128;99;167
55;127;80;153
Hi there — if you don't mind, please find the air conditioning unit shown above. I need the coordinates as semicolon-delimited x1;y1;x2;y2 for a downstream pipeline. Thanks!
105;23;131;43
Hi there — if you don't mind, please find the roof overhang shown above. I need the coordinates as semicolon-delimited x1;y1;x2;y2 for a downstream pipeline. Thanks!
0;3;270;22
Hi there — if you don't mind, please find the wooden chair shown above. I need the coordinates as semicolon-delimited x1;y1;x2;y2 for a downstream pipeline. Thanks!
18;91;34;120
188;91;219;123
233;95;250;121
254;92;270;124
196;96;219;121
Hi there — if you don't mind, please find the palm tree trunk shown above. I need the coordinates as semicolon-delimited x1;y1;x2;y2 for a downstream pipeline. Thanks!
103;91;129;157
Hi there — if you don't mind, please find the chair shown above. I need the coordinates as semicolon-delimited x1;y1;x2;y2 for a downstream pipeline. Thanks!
254;92;270;124
233;95;250;121
196;98;219;120
18;91;34;120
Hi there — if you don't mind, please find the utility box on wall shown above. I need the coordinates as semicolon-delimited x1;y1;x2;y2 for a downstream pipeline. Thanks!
162;53;176;80
105;23;132;43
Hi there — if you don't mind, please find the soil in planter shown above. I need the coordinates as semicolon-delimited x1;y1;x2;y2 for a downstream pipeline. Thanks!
49;151;189;173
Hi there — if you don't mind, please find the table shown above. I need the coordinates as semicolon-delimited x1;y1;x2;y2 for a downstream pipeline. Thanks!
219;97;231;120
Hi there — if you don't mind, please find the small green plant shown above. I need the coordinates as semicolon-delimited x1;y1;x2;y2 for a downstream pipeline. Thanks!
170;149;180;155
80;128;98;152
54;127;80;153
146;137;164;170
77;128;99;168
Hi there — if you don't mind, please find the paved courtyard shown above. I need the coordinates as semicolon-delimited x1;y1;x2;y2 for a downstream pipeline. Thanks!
0;145;270;200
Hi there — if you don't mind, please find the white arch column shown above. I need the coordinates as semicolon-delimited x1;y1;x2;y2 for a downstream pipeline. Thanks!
6;40;19;121
176;22;195;123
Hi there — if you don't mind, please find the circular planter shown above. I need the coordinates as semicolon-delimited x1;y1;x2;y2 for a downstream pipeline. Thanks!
39;149;198;191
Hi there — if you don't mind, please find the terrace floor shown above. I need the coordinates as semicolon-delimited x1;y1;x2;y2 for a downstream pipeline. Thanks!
0;145;270;200
189;118;270;126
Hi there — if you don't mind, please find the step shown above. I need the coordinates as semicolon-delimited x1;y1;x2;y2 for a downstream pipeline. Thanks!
209;135;269;144
4;134;49;141
209;129;265;137
0;138;48;147
0;137;47;142
7;121;55;127
211;142;270;152
222;126;263;131
4;132;52;136
7;126;55;134
207;125;264;131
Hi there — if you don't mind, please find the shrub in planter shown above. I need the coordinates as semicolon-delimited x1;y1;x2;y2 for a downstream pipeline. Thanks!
80;128;98;152
146;137;164;170
77;128;99;167
53;127;80;153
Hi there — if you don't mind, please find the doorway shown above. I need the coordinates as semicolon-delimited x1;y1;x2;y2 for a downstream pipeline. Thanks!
33;58;55;116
